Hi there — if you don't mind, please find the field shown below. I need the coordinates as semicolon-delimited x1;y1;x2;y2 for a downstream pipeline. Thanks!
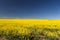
0;19;60;40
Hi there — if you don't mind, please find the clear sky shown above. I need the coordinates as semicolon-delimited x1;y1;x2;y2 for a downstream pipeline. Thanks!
0;0;60;19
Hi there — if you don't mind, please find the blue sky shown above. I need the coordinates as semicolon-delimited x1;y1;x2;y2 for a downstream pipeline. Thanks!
0;0;60;19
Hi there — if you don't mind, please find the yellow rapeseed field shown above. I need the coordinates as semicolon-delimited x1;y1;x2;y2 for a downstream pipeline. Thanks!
0;19;60;40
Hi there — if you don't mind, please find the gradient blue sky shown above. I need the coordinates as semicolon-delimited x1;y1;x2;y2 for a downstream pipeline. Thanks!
0;0;60;19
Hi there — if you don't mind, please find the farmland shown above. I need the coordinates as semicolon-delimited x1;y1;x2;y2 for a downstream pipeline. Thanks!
0;19;60;40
